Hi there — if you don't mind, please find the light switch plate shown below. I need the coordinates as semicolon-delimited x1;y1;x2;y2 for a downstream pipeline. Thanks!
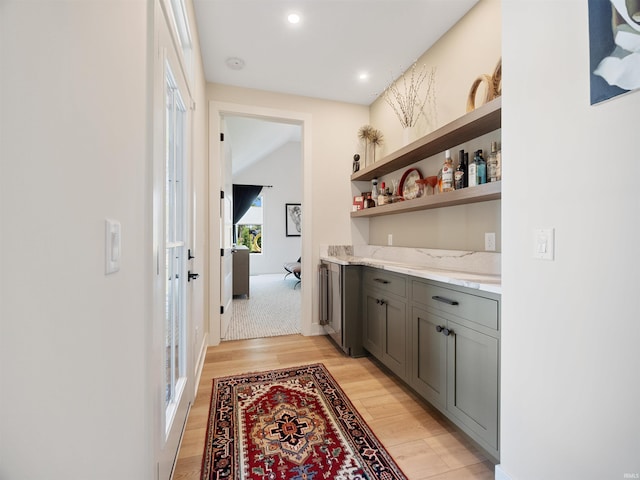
534;227;554;260
105;219;121;274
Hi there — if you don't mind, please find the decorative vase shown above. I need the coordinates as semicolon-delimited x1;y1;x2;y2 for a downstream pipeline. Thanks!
402;126;412;146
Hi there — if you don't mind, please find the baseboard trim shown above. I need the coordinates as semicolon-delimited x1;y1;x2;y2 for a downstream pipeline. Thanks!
193;333;208;398
495;464;513;480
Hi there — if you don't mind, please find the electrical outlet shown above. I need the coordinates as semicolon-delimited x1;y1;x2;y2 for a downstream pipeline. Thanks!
485;232;496;251
387;234;393;246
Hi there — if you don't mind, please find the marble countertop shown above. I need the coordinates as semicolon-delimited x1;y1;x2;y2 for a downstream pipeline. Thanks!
320;246;501;295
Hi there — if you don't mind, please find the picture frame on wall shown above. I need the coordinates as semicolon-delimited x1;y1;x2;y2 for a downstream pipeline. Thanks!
589;0;640;104
285;203;301;237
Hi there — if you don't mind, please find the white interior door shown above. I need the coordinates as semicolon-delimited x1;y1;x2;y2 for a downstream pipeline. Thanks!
220;118;234;338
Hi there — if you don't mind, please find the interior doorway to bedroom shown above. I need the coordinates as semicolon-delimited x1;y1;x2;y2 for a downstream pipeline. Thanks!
222;115;303;341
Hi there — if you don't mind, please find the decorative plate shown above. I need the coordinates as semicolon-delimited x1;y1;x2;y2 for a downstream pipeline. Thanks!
399;167;423;200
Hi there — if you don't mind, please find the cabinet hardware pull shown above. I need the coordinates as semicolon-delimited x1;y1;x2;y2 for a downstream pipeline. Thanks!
436;325;444;333
443;327;453;336
374;278;390;284
432;295;459;306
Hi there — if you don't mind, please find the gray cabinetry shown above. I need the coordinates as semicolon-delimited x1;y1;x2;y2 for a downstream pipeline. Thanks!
232;246;249;297
411;307;447;409
362;268;408;381
411;278;500;459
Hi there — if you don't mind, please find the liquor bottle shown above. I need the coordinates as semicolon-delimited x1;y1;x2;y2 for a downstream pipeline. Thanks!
495;142;502;181
463;152;469;187
364;192;376;208
487;141;500;182
454;149;465;190
378;182;388;205
441;150;455;192
371;178;379;205
468;151;478;187
476;149;487;185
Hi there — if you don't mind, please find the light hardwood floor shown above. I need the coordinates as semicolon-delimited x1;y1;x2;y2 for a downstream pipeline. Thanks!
172;334;495;480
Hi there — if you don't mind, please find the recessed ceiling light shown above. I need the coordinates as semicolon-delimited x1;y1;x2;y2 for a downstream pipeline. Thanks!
358;72;370;81
287;13;301;24
226;57;245;70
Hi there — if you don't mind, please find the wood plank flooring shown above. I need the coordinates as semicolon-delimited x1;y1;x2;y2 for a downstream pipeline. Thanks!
172;334;495;480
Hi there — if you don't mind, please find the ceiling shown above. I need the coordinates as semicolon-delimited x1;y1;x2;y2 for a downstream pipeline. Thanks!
225;116;301;175
192;0;478;173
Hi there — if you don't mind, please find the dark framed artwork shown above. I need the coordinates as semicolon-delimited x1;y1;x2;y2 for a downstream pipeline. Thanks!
285;203;301;237
589;0;640;105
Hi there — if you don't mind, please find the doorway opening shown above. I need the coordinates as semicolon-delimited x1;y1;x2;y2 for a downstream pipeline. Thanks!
208;101;315;346
223;116;302;340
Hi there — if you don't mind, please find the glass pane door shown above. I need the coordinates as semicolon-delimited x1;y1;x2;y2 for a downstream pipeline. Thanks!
164;64;187;429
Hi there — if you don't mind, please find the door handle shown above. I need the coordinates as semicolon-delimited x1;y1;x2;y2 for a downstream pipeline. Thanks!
188;271;200;282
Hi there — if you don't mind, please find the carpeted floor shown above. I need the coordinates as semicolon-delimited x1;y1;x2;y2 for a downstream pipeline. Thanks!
223;274;301;341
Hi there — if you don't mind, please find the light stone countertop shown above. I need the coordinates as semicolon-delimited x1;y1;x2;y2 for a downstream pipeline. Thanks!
320;245;502;295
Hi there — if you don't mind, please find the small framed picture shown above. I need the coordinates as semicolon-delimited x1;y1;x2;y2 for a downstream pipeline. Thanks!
285;203;301;237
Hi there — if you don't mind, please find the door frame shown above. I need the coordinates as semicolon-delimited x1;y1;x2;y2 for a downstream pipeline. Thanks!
207;102;317;345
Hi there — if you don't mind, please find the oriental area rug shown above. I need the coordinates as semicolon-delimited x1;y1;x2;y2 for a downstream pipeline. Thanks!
201;363;407;480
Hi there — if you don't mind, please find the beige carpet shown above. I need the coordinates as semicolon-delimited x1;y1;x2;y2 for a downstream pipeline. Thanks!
223;274;301;341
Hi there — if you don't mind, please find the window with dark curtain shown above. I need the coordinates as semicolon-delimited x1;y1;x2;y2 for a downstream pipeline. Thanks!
232;184;264;225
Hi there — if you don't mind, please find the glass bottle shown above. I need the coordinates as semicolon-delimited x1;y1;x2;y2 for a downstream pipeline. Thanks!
371;178;378;205
468;151;478;187
378;182;387;205
454;149;465;190
463;152;469;187
364;192;376;208
488;141;499;182
476;149;487;185
441;149;455;192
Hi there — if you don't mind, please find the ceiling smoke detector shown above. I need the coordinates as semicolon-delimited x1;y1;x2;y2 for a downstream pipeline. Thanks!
226;57;245;70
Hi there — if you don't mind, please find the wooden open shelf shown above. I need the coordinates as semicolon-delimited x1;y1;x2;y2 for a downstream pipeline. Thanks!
351;97;501;182
351;181;501;218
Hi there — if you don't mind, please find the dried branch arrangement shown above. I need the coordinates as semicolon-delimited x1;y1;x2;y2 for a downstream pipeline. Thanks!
383;63;436;128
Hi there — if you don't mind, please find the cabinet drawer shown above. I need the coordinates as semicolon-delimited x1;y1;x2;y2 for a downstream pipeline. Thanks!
412;281;498;331
363;268;406;298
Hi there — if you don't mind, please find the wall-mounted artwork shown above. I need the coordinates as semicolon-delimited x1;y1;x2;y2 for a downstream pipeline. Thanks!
285;203;301;237
589;0;640;104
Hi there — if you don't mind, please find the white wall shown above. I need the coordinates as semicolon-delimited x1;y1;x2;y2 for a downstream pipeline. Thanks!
0;1;152;478
500;1;640;479
368;0;502;251
0;0;209;478
234;142;303;275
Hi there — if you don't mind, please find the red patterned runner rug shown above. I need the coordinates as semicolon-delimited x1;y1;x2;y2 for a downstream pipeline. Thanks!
201;363;408;480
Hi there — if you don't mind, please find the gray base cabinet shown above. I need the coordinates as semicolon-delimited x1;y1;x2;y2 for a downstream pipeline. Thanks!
362;268;409;381
446;319;499;453
411;278;500;460
362;267;501;461
412;307;447;409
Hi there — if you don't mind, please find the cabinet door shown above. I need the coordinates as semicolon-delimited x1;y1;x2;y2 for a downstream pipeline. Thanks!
446;320;499;451
381;295;407;380
411;307;447;409
362;288;384;358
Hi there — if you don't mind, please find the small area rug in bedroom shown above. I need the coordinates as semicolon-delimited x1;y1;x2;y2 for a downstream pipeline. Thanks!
200;363;407;480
